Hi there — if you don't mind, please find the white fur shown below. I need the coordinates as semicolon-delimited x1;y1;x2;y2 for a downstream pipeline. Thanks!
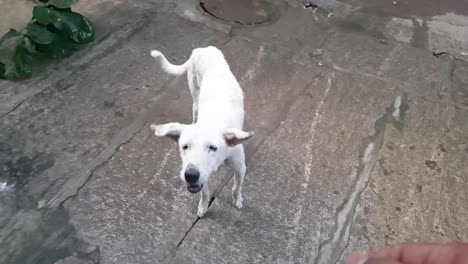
150;46;253;217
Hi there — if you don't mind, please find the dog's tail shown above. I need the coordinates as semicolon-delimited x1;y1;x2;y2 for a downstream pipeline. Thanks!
150;50;189;76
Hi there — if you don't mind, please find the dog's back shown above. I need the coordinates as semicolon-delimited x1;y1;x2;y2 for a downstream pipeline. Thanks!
191;47;244;129
151;46;229;76
151;46;244;129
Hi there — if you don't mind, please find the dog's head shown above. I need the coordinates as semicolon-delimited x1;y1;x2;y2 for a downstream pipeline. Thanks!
150;123;254;193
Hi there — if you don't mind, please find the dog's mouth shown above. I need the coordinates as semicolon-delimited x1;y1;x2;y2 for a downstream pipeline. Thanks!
187;184;203;194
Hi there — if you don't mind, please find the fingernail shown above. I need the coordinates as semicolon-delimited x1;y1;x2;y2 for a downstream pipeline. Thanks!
356;257;368;264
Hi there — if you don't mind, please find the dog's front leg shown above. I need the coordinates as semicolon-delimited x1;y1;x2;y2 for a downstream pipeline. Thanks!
192;103;198;124
197;185;209;217
232;163;245;209
187;70;199;124
227;147;246;209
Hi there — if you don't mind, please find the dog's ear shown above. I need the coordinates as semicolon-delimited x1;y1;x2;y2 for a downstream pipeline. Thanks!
150;123;186;142
223;128;254;146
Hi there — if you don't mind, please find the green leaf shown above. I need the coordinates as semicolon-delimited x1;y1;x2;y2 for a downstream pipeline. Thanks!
0;28;23;46
33;6;53;25
0;61;5;79
26;22;55;44
58;11;94;43
48;0;76;9
14;40;34;79
33;6;95;44
8;39;34;79
35;33;76;59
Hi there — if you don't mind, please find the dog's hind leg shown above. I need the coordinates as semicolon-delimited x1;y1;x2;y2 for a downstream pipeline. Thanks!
192;101;198;124
226;146;246;209
187;67;200;123
197;185;210;217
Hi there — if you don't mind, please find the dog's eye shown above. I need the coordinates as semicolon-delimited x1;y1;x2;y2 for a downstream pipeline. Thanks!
208;145;217;152
182;144;189;150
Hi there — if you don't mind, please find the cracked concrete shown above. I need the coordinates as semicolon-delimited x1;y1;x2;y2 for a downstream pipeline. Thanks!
1;0;467;263
301;0;468;59
315;94;407;264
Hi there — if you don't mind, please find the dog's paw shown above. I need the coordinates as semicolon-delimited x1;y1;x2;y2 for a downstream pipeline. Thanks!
233;194;243;209
197;205;208;218
197;201;209;218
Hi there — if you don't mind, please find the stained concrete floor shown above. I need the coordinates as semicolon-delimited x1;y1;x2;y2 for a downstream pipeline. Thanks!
0;0;467;264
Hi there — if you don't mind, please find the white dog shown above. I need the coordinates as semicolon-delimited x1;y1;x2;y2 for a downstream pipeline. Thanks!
149;46;254;217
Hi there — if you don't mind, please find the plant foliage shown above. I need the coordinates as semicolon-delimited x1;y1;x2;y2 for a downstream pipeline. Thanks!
0;0;94;80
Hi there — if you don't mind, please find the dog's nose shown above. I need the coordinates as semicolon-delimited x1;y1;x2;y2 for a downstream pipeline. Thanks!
184;167;200;184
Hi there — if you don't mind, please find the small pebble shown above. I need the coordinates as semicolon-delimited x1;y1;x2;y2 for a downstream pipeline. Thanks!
311;48;323;57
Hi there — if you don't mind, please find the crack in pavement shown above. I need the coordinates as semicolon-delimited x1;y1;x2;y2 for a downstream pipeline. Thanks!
286;71;335;263
421;97;468;111
162;217;201;264
314;94;407;264
0;98;28;120
46;76;180;208
449;59;456;81
49;118;148;209
55;124;146;209
331;64;388;82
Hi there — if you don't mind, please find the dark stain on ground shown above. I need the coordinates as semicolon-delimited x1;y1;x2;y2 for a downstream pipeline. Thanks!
0;132;45;222
378;39;389;45
379;159;391;176
450;60;468;107
115;110;124;117
199;0;280;26
4;206;100;264
382;167;390;176
103;100;116;108
0;137;56;209
363;206;370;215
337;20;367;33
410;18;428;49
439;144;446;153
424;160;437;169
1;150;55;188
338;0;468;18
0;131;98;264
424;160;441;173
415;184;423;193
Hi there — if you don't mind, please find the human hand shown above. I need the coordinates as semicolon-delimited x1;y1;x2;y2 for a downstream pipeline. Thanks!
346;242;468;264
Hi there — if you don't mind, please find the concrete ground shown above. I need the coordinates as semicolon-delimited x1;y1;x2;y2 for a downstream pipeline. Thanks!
1;0;467;263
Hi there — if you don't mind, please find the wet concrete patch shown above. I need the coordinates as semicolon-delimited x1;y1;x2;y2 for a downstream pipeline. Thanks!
0;130;98;264
0;130;55;209
0;205;99;264
450;59;468;108
199;0;279;26
338;0;468;18
302;0;468;58
1;148;55;189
